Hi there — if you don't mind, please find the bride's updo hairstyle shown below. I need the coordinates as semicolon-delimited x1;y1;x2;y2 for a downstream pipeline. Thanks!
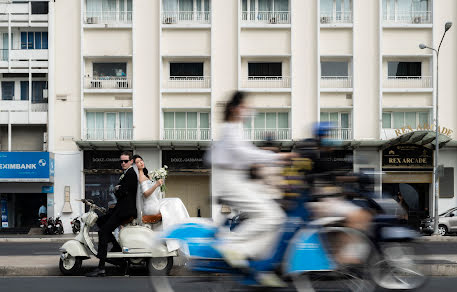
132;154;150;179
224;91;245;122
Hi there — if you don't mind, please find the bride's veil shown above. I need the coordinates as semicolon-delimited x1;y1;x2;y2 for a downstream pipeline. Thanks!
132;163;143;224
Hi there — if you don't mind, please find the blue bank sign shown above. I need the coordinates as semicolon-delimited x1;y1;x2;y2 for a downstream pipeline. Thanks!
0;152;54;182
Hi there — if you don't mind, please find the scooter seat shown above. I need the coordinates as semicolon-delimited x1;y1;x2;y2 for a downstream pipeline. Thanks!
142;213;162;224
121;216;135;226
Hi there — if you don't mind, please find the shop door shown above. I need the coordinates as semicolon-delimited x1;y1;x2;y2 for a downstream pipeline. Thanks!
14;193;47;228
165;175;210;217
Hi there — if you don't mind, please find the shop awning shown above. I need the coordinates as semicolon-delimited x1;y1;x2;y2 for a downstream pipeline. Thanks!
380;130;452;150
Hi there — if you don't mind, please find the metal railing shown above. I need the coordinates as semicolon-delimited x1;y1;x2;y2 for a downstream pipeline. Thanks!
320;11;353;24
383;11;432;24
384;76;432;88
328;128;352;141
165;76;211;89
84;77;132;89
320;76;352;88
31;102;48;112
242;128;291;141
241;11;290;24
163;128;211;141
241;76;291;88
84;11;132;24
83;128;133;140
161;11;211;24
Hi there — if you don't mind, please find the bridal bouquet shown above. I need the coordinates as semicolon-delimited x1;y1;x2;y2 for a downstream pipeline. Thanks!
149;165;168;193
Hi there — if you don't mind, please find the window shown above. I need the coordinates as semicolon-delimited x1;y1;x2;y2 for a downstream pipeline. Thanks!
170;63;204;77
320;112;350;128
163;112;210;140
86;0;133;13
162;0;210;12
248;63;282;77
382;111;430;128
21;32;48;50
388;62;421;77
242;0;289;12
31;2;49;14
243;112;290;140
1;81;14;100
93;63;127;77
383;0;431;15
320;0;352;23
86;111;133;140
321;61;349;77
20;81;48;103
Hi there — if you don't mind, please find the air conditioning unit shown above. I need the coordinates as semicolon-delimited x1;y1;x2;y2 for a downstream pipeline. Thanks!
86;17;93;24
413;16;422;24
269;17;277;24
320;16;330;24
42;89;48;99
164;17;176;24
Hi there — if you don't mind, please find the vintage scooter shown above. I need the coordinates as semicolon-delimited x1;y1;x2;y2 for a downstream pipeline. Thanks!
58;199;177;276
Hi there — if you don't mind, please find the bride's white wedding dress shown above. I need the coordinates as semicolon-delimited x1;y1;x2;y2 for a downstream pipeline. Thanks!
140;179;190;252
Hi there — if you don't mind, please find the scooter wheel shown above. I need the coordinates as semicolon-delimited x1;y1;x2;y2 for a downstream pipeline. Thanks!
147;257;173;276
59;256;83;276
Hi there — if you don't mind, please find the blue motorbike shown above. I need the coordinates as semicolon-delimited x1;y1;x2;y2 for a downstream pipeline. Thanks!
151;186;426;291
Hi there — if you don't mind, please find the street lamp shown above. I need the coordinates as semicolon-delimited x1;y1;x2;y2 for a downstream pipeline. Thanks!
419;21;452;236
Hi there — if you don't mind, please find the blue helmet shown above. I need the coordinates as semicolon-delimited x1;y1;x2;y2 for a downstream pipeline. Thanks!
313;121;335;138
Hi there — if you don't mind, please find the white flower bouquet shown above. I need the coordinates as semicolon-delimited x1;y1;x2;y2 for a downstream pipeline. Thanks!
149;165;168;192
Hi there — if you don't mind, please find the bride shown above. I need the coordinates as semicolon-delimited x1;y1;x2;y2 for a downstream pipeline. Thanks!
132;155;190;251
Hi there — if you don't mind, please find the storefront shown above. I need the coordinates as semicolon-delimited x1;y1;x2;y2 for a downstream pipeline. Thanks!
0;152;54;232
162;150;210;217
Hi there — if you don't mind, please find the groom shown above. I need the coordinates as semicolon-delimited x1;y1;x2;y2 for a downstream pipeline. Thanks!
86;151;138;277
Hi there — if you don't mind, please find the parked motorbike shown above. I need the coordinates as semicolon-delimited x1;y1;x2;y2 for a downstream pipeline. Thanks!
151;175;426;292
70;216;81;235
46;217;55;235
39;217;49;235
54;214;64;235
59;199;178;276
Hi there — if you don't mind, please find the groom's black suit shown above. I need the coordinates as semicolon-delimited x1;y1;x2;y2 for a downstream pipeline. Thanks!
96;166;138;269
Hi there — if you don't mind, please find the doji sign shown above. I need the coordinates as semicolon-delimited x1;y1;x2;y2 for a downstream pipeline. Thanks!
395;124;453;137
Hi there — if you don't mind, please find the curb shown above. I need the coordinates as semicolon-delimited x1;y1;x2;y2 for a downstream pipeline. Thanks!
0;238;70;243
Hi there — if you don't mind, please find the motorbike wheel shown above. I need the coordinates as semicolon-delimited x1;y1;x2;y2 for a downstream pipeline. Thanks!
72;222;80;235
147;257;173;276
41;227;47;235
57;225;64;235
369;242;427;290
59;256;83;276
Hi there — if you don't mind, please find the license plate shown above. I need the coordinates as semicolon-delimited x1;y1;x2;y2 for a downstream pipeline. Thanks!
56;224;60;227
48;226;52;228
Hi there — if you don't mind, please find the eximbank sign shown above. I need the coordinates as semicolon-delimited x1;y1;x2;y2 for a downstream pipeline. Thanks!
0;152;54;182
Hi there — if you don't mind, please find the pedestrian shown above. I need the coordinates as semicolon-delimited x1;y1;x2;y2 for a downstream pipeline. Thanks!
38;201;47;219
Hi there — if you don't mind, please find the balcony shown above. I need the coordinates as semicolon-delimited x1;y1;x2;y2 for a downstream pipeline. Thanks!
163;128;211;141
241;76;291;90
83;128;133;141
84;11;132;26
242;128;291;141
0;100;47;124
328;128;353;141
320;11;352;25
161;11;211;25
0;48;49;71
0;3;48;27
383;76;432;89
241;11;290;25
383;11;432;25
163;76;211;90
320;76;352;89
84;77;132;92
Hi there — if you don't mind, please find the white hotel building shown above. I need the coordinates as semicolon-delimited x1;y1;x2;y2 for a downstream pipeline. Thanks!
1;0;457;232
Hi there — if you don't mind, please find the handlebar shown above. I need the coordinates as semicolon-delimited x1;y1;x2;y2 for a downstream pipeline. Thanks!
80;198;106;214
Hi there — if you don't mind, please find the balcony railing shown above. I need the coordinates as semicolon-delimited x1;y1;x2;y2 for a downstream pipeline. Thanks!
384;76;432;88
83;128;133;141
31;102;48;112
161;11;211;25
383;11;432;24
84;77;132;90
163;128;211;141
320;11;353;24
164;76;211;89
328;128;353;141
84;11;132;25
320;76;352;88
242;128;291;141
241;76;291;89
241;11;290;24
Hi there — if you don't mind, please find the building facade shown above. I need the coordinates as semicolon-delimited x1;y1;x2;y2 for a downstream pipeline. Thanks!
2;0;457;232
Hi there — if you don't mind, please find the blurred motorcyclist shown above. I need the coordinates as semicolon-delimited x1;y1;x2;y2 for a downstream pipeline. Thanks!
208;91;295;283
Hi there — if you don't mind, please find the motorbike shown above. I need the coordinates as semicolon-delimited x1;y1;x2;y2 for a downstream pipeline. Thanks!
151;175;426;292
46;217;55;235
39;217;49;235
70;216;81;235
54;214;64;235
59;199;178;276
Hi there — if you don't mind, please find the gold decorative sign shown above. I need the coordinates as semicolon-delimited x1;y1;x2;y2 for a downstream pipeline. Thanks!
382;144;433;170
395;124;453;137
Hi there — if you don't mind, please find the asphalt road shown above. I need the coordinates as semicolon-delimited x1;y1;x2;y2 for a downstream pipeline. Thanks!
0;276;455;292
1;240;456;256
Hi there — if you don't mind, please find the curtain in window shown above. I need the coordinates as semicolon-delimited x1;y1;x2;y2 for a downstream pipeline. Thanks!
329;112;339;124
86;112;96;139
382;113;392;128
86;0;102;14
320;0;333;13
278;112;288;128
393;112;404;128
274;0;288;11
320;112;329;121
418;112;429;126
266;113;276;129
254;113;265;128
200;113;209;128
179;0;193;11
102;0;117;12
119;112;133;139
164;112;174;128
20;81;28;100
398;0;412;12
259;0;272;11
405;112;416;127
106;113;117;139
163;0;178;11
1;82;14;100
175;112;186;128
340;113;349;128
96;112;104;139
